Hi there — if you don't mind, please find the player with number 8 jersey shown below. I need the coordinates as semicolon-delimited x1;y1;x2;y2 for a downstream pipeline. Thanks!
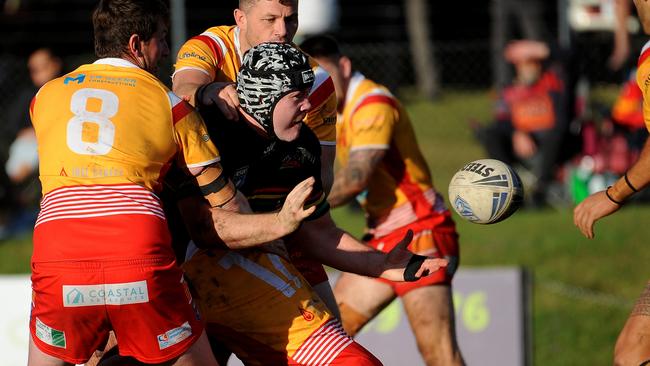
31;59;218;262
28;57;220;364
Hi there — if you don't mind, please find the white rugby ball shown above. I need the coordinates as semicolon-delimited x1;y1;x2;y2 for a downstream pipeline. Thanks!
448;159;524;224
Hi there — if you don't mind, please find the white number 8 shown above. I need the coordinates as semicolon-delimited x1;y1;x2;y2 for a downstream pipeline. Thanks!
67;88;118;155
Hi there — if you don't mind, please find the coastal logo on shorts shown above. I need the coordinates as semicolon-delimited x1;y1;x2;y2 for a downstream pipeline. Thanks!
62;281;149;307
157;321;192;350
35;317;66;348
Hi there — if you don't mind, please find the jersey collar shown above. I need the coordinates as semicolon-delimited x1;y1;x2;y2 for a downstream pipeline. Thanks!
93;58;140;68
345;71;366;106
234;27;243;64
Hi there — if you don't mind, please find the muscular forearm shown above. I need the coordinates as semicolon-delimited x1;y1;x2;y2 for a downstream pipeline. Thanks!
288;214;385;278
609;138;650;201
179;192;294;250
327;174;364;208
172;70;212;106
172;80;203;106
327;148;384;208
208;208;293;249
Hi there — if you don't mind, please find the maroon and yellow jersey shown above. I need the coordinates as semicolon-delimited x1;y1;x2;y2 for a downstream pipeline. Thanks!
173;25;337;146
636;41;650;132
30;58;220;262
337;73;447;236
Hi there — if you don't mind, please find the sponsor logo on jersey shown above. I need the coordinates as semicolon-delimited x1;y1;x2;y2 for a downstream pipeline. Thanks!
35;317;66;348
157;321;192;350
62;281;149;307
64;74;85;85
179;51;207;62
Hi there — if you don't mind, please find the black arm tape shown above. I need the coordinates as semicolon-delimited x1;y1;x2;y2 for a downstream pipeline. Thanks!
194;82;213;107
404;254;427;282
199;173;229;196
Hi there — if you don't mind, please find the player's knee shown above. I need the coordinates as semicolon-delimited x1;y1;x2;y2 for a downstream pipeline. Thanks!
338;302;370;337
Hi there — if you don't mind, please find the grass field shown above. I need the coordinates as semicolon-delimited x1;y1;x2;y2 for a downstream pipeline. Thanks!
1;88;647;365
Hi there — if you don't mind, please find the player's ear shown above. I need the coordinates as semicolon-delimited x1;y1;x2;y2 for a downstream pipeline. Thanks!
234;8;246;29
128;34;144;57
340;56;352;79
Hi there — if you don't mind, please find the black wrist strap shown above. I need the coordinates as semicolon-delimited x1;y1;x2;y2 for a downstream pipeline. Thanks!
194;82;212;107
605;186;623;206
624;172;639;193
404;254;427;282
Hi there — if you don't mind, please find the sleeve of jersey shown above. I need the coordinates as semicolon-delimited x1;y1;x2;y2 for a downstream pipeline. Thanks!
174;33;226;80
304;66;337;146
348;101;397;152
169;92;221;168
637;60;650;132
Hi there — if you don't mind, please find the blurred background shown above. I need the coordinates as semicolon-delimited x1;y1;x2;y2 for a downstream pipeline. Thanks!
1;0;650;365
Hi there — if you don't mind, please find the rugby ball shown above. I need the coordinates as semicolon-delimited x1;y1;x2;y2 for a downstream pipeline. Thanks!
448;159;524;224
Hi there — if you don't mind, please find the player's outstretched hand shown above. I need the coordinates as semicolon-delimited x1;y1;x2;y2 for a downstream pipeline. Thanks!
573;190;621;239
381;229;449;282
277;177;317;236
199;82;240;121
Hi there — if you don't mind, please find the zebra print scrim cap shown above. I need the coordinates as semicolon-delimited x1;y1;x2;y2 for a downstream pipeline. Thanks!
237;42;314;136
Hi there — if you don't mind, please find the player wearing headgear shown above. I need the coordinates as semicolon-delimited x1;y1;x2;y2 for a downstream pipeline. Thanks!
178;42;449;366
171;0;340;313
171;0;336;191
300;35;465;366
27;1;318;366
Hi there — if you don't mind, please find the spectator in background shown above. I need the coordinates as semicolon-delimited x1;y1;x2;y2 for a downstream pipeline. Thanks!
474;40;570;208
0;48;62;238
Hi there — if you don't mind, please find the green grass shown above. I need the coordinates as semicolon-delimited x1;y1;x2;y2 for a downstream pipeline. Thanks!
3;88;645;365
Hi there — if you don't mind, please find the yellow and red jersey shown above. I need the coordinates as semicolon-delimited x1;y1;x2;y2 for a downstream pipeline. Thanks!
636;41;650;132
337;73;447;236
30;58;220;262
612;69;644;130
173;25;337;146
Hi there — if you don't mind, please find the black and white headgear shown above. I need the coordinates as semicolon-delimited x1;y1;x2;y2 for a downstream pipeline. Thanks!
237;42;315;136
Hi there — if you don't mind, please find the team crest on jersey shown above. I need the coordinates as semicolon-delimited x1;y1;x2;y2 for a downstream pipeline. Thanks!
300;308;315;321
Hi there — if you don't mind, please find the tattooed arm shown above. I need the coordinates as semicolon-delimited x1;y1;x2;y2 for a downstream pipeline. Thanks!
328;148;386;208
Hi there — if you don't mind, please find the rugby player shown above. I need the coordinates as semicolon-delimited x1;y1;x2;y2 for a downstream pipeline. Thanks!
178;42;448;366
28;1;312;365
171;0;340;315
300;35;466;366
575;1;650;364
